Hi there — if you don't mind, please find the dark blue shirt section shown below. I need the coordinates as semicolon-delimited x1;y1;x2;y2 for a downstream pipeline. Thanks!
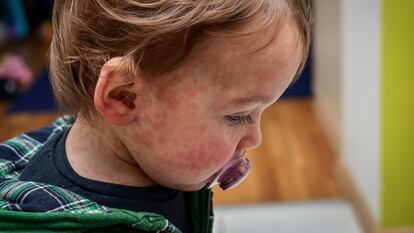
19;127;190;233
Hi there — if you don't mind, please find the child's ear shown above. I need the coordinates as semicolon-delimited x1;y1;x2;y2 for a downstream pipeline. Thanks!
94;57;138;125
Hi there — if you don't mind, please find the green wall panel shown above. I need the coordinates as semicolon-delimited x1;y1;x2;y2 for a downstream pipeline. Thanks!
382;0;414;228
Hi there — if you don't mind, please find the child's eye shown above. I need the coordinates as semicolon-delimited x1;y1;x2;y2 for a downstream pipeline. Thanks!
226;115;255;127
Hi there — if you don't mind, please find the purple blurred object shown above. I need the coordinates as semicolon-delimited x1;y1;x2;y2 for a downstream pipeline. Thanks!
207;157;252;191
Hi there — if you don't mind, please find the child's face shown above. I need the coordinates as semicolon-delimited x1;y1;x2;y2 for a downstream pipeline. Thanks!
119;19;302;191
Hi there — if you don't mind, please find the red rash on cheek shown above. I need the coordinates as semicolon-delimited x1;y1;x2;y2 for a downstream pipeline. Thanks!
198;84;208;93
175;137;230;172
186;101;200;116
132;111;167;149
183;89;198;99
207;139;230;163
136;130;154;149
158;135;167;145
162;84;197;110
199;123;208;133
166;95;181;110
150;111;168;130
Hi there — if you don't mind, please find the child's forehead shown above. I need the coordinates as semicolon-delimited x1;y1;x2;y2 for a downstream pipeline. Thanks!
187;20;300;79
190;19;300;65
151;18;301;103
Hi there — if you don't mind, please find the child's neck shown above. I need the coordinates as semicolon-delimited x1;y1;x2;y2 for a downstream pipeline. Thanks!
65;117;156;187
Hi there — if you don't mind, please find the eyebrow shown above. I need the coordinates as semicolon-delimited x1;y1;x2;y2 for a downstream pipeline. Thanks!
230;95;274;106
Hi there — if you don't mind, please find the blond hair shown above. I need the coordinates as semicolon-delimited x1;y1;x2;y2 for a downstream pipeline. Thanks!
49;0;312;119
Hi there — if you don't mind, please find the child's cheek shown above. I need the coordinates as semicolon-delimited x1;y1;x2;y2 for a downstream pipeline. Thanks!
198;139;232;170
173;134;233;172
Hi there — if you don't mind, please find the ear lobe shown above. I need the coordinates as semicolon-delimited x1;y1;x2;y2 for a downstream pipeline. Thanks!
94;57;137;125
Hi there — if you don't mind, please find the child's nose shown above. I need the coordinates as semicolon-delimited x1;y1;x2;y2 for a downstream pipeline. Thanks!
239;124;262;150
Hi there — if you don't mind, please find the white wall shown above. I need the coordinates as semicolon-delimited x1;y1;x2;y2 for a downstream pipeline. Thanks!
313;0;382;223
340;0;382;222
313;0;342;153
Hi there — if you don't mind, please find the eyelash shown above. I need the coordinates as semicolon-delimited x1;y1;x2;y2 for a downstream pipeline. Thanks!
226;115;255;127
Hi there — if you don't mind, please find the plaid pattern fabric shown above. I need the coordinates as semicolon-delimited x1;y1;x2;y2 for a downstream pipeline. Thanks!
0;179;111;213
0;115;72;179
0;115;111;214
0;115;183;233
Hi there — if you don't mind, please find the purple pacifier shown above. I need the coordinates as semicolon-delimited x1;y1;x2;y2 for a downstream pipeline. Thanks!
207;157;252;191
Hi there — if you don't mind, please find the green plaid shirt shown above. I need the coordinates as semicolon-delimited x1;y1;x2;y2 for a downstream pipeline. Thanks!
0;116;214;233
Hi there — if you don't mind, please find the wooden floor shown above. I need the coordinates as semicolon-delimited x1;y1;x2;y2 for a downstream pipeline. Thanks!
0;97;342;205
0;104;60;142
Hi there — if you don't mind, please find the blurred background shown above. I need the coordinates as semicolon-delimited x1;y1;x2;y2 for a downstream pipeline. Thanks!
0;0;413;233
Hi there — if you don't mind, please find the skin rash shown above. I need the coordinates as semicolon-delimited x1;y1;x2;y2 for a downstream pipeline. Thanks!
66;18;303;191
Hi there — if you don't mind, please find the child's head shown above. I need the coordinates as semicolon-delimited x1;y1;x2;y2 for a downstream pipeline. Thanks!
50;0;312;191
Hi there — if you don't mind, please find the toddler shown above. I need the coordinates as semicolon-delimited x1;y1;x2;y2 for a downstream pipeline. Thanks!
0;1;311;232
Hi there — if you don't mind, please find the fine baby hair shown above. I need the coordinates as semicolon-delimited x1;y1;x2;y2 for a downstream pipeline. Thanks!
49;0;311;120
